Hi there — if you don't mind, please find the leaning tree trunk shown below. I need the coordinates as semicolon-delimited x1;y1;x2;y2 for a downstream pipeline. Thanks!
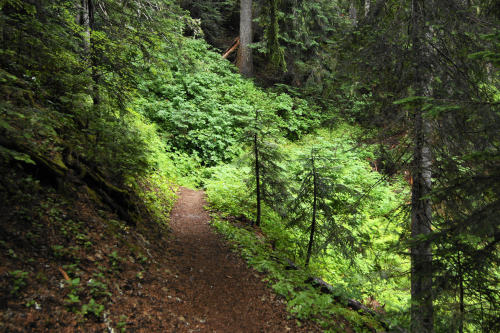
237;0;253;76
410;1;434;332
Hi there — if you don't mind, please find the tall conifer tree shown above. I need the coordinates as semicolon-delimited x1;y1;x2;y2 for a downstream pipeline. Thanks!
409;1;435;332
237;0;253;76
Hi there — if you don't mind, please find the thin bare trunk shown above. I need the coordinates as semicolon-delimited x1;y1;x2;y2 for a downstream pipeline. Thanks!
305;152;317;267
458;251;464;333
254;111;261;227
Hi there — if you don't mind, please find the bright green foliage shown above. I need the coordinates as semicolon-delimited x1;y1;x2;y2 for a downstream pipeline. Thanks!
287;144;357;266
204;164;255;218
205;125;410;325
136;42;254;165
286;128;410;317
136;38;319;166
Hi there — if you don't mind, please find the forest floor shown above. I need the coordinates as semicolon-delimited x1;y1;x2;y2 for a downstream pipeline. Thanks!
1;186;323;332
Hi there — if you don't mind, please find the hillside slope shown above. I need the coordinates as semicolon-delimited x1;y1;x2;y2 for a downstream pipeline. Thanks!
0;176;327;331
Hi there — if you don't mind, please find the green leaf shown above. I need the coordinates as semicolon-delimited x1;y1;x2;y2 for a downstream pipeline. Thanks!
393;96;429;105
0;145;36;165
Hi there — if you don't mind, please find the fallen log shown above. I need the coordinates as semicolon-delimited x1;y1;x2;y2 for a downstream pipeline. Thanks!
222;37;240;59
265;251;397;331
305;277;379;317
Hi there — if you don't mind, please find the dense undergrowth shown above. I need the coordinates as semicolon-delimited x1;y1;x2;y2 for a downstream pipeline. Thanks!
202;126;411;330
135;38;321;168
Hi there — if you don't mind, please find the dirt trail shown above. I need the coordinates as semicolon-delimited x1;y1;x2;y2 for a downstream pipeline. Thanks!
165;187;322;332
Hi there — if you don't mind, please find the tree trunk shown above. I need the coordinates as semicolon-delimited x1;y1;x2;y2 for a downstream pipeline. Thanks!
305;152;317;267
349;1;358;25
411;104;434;333
254;111;261;227
410;1;434;332
237;0;253;76
80;0;91;52
458;250;464;333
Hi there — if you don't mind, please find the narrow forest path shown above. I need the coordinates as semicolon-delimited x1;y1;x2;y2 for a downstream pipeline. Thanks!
164;187;322;332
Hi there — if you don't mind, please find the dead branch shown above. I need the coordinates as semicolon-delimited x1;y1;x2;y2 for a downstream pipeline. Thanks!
222;37;240;59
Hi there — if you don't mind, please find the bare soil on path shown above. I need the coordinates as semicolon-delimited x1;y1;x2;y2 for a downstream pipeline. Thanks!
165;187;323;332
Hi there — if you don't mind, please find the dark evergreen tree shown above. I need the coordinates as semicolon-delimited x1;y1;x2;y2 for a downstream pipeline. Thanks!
428;26;500;332
246;109;289;226
287;146;356;267
237;0;253;76
260;0;286;70
334;0;499;331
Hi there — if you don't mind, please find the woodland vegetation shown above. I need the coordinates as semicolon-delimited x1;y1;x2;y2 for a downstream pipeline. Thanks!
0;0;498;332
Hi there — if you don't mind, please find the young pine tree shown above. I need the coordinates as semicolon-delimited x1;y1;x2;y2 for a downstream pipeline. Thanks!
287;146;356;267
246;108;289;226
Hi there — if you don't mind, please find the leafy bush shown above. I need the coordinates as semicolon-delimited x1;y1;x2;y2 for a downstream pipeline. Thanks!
135;38;319;167
205;164;253;217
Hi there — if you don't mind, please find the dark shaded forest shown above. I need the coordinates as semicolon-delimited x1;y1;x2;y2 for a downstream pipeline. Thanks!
0;0;498;332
